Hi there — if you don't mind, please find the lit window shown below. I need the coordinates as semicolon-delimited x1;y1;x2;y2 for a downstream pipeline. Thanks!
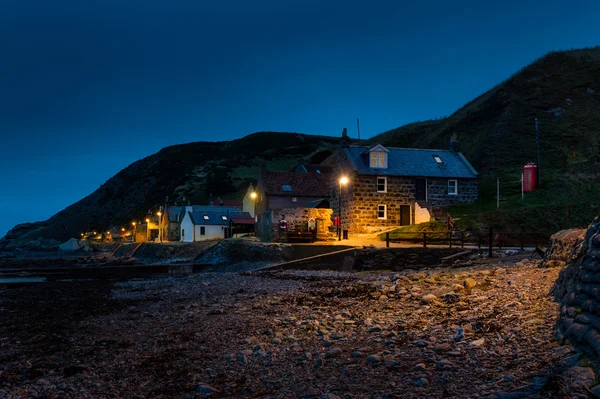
377;177;387;193
282;185;292;192
448;180;458;195
377;204;387;219
203;215;209;220
316;170;321;173
221;216;228;221
370;152;387;168
291;197;298;202
433;155;443;164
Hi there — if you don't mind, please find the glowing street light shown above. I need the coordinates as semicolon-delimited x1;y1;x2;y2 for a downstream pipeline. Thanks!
250;191;257;220
131;222;136;242
338;176;349;241
157;211;163;243
145;218;150;241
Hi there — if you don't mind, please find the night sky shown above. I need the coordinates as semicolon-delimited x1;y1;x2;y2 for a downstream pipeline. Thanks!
1;0;599;238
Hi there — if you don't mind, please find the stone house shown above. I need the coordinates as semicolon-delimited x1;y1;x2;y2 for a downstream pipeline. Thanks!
254;168;332;216
331;135;478;234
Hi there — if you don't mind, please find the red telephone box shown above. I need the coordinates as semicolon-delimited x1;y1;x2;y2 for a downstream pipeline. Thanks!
523;163;538;192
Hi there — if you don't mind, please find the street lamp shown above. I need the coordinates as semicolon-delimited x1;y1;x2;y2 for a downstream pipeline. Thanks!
250;191;257;217
131;222;136;242
157;211;162;243
145;218;150;242
338;176;349;241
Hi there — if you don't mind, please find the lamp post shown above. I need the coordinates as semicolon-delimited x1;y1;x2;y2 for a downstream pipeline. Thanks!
250;191;257;218
338;176;348;241
157;211;163;243
145;218;150;241
131;222;136;242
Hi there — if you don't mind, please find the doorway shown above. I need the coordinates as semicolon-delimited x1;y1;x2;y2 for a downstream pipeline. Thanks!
400;205;411;226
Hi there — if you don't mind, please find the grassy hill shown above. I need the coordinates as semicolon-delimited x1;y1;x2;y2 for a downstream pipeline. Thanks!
2;47;600;250
0;132;339;250
371;47;600;231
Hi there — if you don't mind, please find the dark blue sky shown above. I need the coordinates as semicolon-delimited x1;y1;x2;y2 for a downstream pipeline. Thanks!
1;0;599;238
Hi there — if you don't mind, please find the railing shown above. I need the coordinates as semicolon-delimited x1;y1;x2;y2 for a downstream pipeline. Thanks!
384;228;552;256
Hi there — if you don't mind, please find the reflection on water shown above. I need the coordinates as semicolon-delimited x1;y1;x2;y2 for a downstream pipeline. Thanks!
0;277;47;284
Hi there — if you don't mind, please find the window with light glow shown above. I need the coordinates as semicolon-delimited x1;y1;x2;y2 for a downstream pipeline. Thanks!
282;185;292;192
292;197;298;202
433;155;443;164
203;215;209;220
370;152;387;168
221;216;228;221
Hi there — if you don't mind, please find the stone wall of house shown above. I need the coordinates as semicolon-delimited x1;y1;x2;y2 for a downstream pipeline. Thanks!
427;178;478;206
552;217;600;368
270;208;334;242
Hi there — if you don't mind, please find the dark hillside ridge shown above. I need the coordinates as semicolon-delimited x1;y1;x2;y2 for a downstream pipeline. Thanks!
0;132;338;250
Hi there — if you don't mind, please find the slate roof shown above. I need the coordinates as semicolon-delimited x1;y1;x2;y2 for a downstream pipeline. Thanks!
344;145;478;179
188;210;251;226
292;163;334;174
261;171;331;197
166;206;186;222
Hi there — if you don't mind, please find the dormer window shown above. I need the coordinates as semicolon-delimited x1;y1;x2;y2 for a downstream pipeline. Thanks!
433;155;443;164
366;144;389;168
370;152;387;168
282;185;292;192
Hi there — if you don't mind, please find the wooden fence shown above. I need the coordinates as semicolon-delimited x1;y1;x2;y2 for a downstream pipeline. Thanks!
384;228;552;256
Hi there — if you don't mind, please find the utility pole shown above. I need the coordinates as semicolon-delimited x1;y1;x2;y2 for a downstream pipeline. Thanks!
535;117;541;186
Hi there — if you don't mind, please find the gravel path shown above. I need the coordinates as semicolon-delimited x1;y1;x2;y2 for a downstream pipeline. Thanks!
0;258;589;398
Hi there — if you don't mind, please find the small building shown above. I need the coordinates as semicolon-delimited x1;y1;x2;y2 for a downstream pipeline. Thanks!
179;209;251;242
332;133;478;234
254;167;332;216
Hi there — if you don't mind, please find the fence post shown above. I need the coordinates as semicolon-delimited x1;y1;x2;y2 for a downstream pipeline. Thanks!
386;232;389;248
423;232;427;248
488;227;493;258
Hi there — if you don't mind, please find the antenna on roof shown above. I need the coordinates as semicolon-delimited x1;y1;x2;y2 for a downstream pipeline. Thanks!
357;118;360;140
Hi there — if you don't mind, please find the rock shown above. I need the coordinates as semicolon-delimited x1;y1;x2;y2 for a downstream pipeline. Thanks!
368;325;382;333
436;359;454;370
304;352;313;361
463;278;477;289
383;354;395;366
469;338;485;348
503;374;515;383
351;351;362;358
413;363;427;371
197;384;218;394
433;343;452;353
366;354;381;363
421;294;438;304
566;366;595;387
424;278;437;284
271;337;282;344
415;377;429;387
331;331;345;340
239;349;253;356
315;357;325;369
325;347;342;359
451;284;465;292
379;295;388;301
494;268;506;275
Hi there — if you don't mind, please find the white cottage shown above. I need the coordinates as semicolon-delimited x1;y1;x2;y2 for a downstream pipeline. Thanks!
179;209;251;242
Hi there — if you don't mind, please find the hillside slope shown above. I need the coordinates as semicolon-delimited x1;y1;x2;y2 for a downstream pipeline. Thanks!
372;47;600;230
0;132;338;250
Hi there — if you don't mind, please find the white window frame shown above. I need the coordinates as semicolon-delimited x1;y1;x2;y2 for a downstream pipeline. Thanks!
370;151;387;168
377;204;387;219
376;177;387;193
291;197;298;203
448;179;458;195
